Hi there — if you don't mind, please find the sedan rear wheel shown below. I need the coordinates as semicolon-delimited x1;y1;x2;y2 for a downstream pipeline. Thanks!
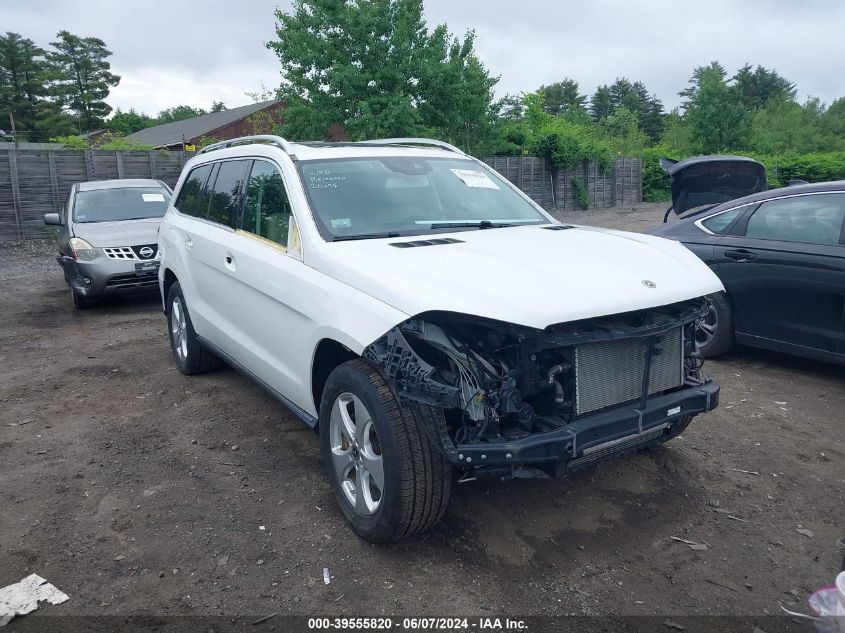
697;292;734;358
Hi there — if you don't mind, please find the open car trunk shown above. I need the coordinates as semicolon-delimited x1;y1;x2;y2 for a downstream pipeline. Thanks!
661;155;767;215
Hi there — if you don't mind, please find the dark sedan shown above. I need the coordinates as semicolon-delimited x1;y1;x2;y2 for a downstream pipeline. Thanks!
649;177;845;366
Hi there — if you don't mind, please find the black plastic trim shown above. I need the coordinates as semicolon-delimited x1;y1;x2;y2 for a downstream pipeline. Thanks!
452;380;719;469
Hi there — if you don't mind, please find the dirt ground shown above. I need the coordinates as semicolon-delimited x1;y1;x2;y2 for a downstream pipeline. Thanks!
1;203;843;621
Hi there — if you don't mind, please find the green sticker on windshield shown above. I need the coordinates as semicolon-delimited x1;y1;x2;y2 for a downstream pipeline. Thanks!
331;218;352;229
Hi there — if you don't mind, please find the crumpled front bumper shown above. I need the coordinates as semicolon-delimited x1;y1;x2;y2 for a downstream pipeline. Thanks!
59;255;160;298
452;380;719;476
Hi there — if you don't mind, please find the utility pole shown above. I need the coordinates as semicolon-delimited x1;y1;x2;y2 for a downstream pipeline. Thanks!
9;112;18;149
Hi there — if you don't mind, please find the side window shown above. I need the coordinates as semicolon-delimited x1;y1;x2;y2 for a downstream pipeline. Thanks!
239;160;292;247
745;193;845;245
207;160;249;228
700;208;743;235
175;164;213;218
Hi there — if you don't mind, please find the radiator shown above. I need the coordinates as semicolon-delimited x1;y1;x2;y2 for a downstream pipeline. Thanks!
574;327;684;416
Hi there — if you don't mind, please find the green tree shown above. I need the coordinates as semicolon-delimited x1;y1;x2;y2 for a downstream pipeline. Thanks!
494;94;524;122
590;78;663;141
210;100;227;112
0;32;47;133
732;63;796;110
679;61;728;108
33;99;79;137
46;30;120;131
415;27;498;152
818;98;845;151
750;98;826;154
598;106;647;156
155;105;207;124
590;85;613;120
107;107;155;135
682;64;750;153
540;78;587;116
659;109;692;155
267;0;497;147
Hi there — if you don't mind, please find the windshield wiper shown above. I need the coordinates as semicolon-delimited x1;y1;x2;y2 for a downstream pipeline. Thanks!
333;232;402;242
427;220;510;230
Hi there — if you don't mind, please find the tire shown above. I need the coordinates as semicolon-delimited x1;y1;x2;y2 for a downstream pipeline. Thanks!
319;359;452;543
639;415;694;453
70;287;87;310
697;292;734;358
166;281;223;375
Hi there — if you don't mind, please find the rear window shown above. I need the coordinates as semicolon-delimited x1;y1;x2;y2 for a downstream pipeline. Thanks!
700;208;743;235
73;187;171;223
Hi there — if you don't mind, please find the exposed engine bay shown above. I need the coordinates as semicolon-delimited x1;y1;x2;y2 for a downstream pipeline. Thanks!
364;298;710;467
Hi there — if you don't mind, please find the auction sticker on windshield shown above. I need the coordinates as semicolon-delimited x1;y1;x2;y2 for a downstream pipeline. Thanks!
142;193;165;202
450;169;500;189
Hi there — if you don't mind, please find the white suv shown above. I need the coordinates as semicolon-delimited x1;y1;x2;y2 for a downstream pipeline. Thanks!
159;135;723;542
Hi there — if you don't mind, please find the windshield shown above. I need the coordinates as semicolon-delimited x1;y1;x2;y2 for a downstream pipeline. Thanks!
73;187;172;223
299;156;548;240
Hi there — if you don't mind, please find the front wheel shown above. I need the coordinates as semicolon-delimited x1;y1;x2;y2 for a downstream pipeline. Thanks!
697;292;734;358
319;359;452;543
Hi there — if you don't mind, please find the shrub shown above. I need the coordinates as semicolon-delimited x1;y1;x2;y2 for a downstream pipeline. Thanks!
50;133;153;150
529;118;613;170
749;152;845;188
571;178;590;209
641;145;674;202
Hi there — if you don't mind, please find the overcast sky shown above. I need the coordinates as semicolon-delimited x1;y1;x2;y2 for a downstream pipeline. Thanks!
4;0;844;118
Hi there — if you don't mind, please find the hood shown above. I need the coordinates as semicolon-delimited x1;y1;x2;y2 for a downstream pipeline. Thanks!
72;218;161;247
314;224;725;330
661;155;767;215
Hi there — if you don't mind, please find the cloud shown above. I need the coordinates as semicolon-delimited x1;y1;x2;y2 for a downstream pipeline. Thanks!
3;0;844;118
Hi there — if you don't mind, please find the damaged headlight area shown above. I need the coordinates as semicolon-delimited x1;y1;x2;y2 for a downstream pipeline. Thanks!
364;298;713;477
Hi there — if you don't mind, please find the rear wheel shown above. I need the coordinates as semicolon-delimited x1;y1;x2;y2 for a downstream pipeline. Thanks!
697;292;734;358
319;359;452;543
166;281;223;374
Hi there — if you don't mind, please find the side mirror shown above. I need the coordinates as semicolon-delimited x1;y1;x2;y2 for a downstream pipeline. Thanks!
44;213;62;226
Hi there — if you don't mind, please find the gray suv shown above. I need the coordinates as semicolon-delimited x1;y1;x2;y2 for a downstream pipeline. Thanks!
44;179;172;308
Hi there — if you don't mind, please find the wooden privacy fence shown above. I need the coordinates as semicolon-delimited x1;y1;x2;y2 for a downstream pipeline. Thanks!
0;148;193;243
480;156;642;215
0;149;641;243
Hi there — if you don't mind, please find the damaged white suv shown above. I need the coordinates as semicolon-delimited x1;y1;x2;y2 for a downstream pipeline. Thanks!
159;136;723;542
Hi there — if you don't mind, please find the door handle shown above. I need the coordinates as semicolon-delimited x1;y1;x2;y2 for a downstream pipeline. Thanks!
724;249;756;262
184;236;193;249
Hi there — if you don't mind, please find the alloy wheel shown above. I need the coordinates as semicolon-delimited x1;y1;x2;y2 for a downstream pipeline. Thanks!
696;301;719;348
170;296;188;361
329;392;384;515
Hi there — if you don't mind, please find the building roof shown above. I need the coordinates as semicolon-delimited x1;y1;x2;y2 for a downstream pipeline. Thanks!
126;100;280;148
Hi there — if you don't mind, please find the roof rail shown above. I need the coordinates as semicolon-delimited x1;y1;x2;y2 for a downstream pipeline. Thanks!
197;134;295;156
357;137;465;155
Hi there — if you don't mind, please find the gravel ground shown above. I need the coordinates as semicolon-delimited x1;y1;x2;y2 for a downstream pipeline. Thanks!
0;205;843;623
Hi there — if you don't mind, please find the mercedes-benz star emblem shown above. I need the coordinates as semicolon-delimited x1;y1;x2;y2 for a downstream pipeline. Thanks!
642;280;656;288
139;247;154;258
